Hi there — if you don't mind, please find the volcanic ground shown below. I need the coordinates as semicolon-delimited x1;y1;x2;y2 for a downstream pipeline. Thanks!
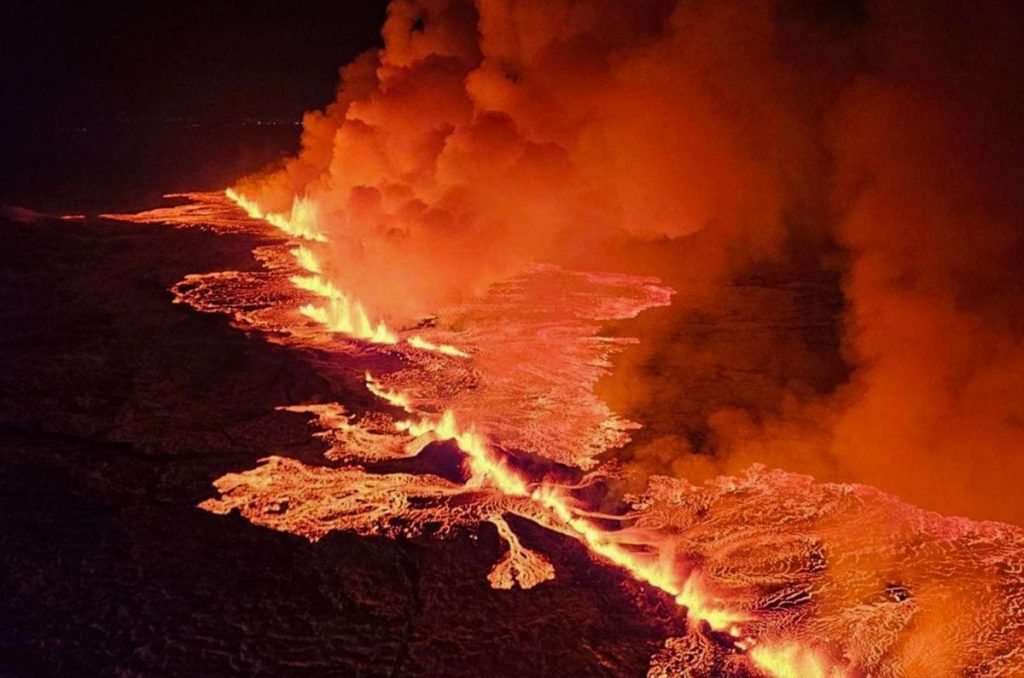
2;201;1022;677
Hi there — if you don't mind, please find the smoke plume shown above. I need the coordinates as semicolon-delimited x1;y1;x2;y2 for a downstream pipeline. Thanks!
827;0;1024;522
234;0;1024;524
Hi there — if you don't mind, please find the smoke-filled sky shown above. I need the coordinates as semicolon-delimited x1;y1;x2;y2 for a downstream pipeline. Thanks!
231;0;1024;525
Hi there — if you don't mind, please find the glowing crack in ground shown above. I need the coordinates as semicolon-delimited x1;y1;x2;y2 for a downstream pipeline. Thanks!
107;193;1024;677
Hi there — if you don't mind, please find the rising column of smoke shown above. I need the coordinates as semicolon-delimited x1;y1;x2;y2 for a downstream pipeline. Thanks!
234;0;826;322
234;0;1024;524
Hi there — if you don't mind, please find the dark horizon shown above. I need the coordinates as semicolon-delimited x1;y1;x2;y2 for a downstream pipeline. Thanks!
0;0;390;212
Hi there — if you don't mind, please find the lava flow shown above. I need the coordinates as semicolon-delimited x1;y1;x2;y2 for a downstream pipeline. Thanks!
392;401;745;633
107;191;1024;677
11;0;1024;674
222;187;744;636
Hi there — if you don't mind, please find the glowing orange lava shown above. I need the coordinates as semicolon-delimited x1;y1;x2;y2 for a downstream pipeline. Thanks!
386;388;747;635
290;245;321;274
108;192;1024;678
226;188;399;344
223;189;749;638
407;335;471;358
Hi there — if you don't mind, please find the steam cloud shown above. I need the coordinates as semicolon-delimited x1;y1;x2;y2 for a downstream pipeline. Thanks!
234;0;1024;524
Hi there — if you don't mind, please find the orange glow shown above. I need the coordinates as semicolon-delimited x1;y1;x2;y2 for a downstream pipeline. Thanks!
382;382;745;634
396;409;532;496
749;642;844;678
225;188;398;344
264;196;327;243
113;193;914;678
407;335;470;357
226;188;325;243
224;187;264;220
290;273;343;299
298;300;398;343
531;481;747;634
290;274;398;343
103;0;1024;668
132;192;1022;678
364;371;414;412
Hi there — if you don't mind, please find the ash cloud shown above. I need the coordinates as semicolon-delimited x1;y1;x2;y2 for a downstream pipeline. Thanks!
235;0;1024;524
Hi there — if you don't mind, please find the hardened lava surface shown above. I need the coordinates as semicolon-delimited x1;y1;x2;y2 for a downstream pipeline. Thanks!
640;468;1024;676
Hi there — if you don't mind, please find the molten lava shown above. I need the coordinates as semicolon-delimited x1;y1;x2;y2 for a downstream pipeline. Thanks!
407;335;471;358
223;188;399;344
159;192;748;634
108;192;1024;678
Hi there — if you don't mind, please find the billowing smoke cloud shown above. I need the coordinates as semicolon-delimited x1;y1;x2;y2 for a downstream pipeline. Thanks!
602;0;1024;524
826;0;1024;522
235;0;835;318
234;0;1024;524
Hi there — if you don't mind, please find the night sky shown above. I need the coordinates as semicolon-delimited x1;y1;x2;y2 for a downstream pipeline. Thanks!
0;1;390;209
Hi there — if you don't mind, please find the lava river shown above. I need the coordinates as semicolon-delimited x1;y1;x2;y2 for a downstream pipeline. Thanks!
105;192;1024;677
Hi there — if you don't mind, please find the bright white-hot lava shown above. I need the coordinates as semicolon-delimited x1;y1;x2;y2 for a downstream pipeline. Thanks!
225;187;749;636
226;188;399;344
290;246;321;274
226;188;327;243
364;371;414;413
226;189;483;351
407;335;471;358
223;187;265;221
